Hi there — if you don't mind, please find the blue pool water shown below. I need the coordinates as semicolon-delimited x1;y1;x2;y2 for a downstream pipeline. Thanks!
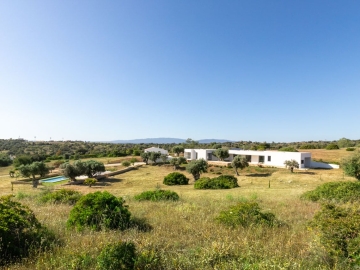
41;176;69;183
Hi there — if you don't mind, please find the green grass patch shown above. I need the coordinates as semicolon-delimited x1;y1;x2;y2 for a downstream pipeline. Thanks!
38;189;82;205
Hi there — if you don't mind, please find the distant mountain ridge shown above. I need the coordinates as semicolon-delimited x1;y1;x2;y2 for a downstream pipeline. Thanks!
108;138;232;144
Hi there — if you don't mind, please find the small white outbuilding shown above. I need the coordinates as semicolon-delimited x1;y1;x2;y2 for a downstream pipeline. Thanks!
144;147;169;155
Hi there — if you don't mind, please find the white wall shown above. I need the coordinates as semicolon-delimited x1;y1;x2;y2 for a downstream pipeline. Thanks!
145;147;168;155
310;161;339;169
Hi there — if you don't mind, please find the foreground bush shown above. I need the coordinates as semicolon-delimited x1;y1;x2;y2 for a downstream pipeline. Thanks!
312;203;360;265
216;201;280;228
97;241;136;270
163;172;189;185
301;181;360;203
194;175;239;189
38;189;82;205
134;190;179;201
67;191;131;231
0;195;55;265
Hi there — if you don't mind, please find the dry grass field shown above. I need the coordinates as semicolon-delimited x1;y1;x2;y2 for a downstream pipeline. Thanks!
0;150;358;269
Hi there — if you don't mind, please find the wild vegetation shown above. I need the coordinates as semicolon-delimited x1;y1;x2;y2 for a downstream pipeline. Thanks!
0;144;360;269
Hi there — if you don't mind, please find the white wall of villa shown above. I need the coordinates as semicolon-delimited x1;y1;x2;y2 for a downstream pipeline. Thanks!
184;149;313;168
144;147;169;155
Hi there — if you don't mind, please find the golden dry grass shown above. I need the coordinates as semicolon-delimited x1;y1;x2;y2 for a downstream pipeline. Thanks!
0;150;358;269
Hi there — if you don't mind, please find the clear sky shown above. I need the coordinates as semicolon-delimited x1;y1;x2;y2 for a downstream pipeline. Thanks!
0;1;359;142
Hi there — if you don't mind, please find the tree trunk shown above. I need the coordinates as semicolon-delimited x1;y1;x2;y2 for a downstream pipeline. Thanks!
173;165;177;170
32;179;39;188
235;168;239;176
290;167;294;173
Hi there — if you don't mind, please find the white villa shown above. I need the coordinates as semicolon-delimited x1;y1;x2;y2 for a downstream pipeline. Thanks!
184;148;325;169
144;147;169;155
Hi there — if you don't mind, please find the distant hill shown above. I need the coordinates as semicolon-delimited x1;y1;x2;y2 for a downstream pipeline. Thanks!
108;138;232;144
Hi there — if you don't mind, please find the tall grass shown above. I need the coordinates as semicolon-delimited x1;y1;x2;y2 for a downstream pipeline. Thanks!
1;164;357;269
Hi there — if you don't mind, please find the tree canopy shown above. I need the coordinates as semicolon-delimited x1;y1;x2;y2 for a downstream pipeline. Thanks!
284;160;299;173
186;159;208;180
213;148;229;161
231;156;249;176
172;146;184;156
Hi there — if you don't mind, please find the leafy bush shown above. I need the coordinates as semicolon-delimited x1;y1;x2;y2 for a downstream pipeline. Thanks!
194;175;239;189
84;178;97;187
97;241;136;270
163;172;189;185
326;143;339;150
67;191;131;231
278;147;298;152
342;153;360;180
134;189;179;201
301;182;360;203
39;189;82;205
216;201;280;228
346;147;356;151
311;203;360;265
0;195;56;265
122;160;131;167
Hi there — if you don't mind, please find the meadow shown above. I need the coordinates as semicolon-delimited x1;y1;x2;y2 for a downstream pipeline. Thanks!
0;150;357;269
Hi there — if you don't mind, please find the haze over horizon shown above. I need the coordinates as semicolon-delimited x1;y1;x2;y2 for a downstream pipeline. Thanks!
1;1;359;142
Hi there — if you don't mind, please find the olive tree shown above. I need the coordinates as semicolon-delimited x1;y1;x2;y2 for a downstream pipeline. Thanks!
18;161;49;188
172;146;184;156
170;157;187;170
60;160;86;182
342;152;360;180
141;152;150;165
83;160;105;178
284;159;299;173
231;156;249;176
149;152;161;165
186;159;208;181
160;154;168;164
213;148;229;161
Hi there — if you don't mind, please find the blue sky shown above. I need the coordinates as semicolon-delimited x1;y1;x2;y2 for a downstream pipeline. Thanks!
0;1;359;142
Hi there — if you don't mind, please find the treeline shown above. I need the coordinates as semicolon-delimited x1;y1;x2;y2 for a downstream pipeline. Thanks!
0;138;359;167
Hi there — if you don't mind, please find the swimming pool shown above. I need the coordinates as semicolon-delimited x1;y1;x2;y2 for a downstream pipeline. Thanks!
40;176;69;183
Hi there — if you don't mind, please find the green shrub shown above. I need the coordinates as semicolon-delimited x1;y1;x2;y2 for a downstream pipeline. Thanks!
67;191;131;231
346;147;356;151
0;195;56;265
84;178;97;187
134;189;179;201
311;203;360;265
216;201;280;228
97;241;136;270
163;172;189;185
121;160;131;167
194;175;239;189
301;182;360;203
278;147;298;152
326;143;339;150
39;189;82;205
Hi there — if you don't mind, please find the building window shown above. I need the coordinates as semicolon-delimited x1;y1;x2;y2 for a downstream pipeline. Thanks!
246;155;251;162
259;156;265;163
301;160;304;164
267;156;271;162
207;153;212;160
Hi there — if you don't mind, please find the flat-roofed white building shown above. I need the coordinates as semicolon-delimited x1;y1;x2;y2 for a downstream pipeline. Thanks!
184;149;312;169
144;147;168;155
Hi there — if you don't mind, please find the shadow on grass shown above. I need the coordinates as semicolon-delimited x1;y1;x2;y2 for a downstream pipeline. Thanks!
129;216;152;232
296;172;316;175
246;173;272;177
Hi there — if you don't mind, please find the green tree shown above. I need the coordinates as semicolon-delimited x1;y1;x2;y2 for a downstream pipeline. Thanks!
149;152;161;165
284;159;299;173
60;160;85;182
18;161;49;188
337;137;355;148
140;152;150;165
172;146;184;156
160;154;168;164
213;148;229;161
231;155;249;176
342;152;360;180
83;160;105;178
326;143;339;150
170;157;187;170
186;159;208;181
13;155;32;168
